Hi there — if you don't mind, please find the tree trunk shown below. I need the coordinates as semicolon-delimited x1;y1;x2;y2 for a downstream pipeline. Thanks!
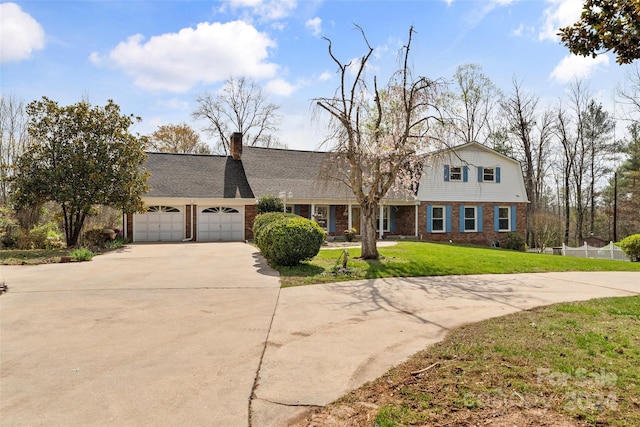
564;172;571;245
360;201;379;259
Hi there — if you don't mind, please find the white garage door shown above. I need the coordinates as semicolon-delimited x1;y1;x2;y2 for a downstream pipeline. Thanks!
198;207;244;241
133;206;184;242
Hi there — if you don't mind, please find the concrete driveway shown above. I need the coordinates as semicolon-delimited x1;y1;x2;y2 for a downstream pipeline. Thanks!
1;243;281;427
1;244;639;426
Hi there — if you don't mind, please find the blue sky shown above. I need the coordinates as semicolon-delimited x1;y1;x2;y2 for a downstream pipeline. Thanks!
1;0;635;151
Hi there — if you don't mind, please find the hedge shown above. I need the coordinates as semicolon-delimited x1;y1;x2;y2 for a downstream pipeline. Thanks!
254;213;325;266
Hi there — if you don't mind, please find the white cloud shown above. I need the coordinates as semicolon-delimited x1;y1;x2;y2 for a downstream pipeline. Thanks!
550;54;610;83
265;78;296;96
0;2;45;63
305;17;322;36
512;23;524;37
90;21;278;93
539;0;583;42
318;71;332;81
226;0;297;21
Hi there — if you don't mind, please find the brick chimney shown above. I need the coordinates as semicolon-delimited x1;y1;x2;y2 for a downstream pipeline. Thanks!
230;132;243;160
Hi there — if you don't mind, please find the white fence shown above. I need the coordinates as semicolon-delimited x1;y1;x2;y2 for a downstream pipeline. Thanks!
528;242;630;261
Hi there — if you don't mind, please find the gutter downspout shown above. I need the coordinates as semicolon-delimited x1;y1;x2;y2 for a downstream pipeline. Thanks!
182;200;195;242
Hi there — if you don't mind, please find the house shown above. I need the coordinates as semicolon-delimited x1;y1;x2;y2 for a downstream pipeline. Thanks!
125;133;417;242
416;142;529;245
125;135;528;246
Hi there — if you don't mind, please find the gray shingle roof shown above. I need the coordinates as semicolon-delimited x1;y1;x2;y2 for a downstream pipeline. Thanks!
241;146;354;200
144;153;253;199
143;147;415;202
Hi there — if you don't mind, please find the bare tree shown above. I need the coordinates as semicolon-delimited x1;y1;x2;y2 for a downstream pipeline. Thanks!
554;101;575;245
582;100;615;234
192;76;282;154
441;63;502;146
500;79;553;247
149;122;211;154
0;95;31;205
315;26;442;259
618;64;640;119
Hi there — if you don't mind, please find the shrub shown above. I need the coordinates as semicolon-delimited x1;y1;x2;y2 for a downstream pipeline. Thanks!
70;248;95;261
104;238;126;250
253;212;296;241
256;194;284;214
619;234;640;262
503;232;525;251
82;227;107;247
14;222;64;250
258;216;325;266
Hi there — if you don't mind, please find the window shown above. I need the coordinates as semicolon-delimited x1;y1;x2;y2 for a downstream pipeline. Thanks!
450;166;462;181
478;166;501;183
147;206;180;213
432;206;445;232
483;167;495;182
464;207;476;232
494;206;515;232
284;205;293;214
374;206;391;232
202;207;239;214
313;205;329;230
498;207;510;231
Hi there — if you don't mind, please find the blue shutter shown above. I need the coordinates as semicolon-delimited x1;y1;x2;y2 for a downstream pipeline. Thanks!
444;165;450;181
426;205;432;232
496;167;501;183
463;166;468;182
390;206;396;232
294;205;301;216
478;167;483;182
477;206;483;232
459;205;465;232
446;205;452;232
329;205;336;233
511;205;517;231
494;206;500;231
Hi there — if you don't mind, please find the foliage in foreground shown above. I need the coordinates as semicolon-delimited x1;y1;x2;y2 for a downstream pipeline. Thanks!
302;296;640;426
12;97;149;247
619;234;640;262
69;248;95;261
254;213;325;266
277;241;640;287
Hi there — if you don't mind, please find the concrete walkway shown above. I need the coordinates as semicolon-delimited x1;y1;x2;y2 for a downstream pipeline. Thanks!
1;243;638;426
252;271;640;426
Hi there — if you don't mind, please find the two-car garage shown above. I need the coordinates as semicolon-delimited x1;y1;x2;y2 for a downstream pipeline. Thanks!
132;205;244;242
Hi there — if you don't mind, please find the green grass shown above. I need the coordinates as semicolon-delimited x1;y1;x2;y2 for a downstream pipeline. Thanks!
309;296;640;426
278;241;640;287
0;248;70;265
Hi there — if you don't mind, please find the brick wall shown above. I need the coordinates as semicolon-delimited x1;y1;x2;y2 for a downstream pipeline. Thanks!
389;205;416;236
126;214;133;240
417;201;527;246
244;204;257;240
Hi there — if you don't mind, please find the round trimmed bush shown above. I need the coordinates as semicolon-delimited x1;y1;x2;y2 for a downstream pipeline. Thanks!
258;215;325;266
619;234;640;262
253;212;296;242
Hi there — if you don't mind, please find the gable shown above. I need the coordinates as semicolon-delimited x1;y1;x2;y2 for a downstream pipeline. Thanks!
417;143;529;203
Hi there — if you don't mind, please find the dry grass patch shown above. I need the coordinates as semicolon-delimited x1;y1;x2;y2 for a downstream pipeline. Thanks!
296;296;640;426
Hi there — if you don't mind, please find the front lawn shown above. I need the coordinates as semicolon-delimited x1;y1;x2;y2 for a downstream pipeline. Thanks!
278;241;640;287
299;295;640;426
